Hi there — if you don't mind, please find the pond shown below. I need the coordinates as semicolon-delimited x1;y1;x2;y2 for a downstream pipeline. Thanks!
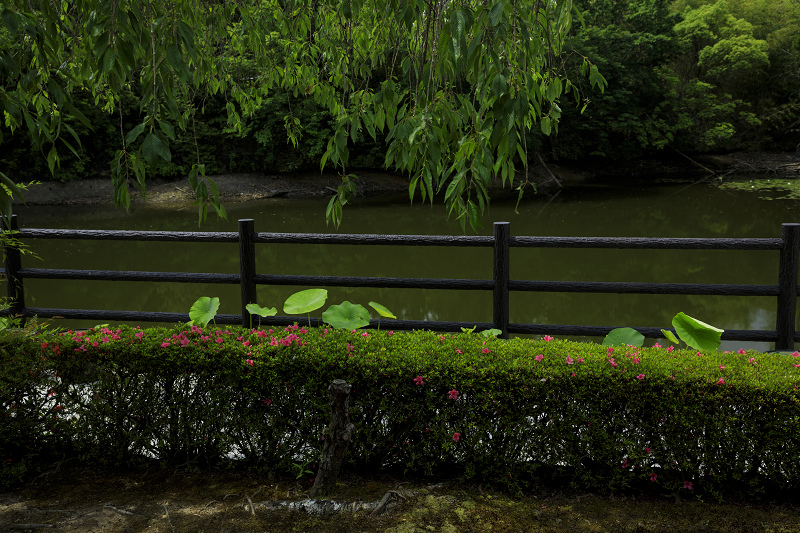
13;179;800;352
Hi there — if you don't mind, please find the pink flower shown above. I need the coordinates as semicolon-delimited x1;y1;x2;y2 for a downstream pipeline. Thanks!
696;352;702;357
570;371;576;377
644;447;652;454
683;481;693;490
535;354;544;362
456;349;463;354
242;340;251;347
246;359;254;366
608;358;618;367
135;331;144;340
452;432;461;442
448;389;460;400
716;378;725;385
362;332;369;338
543;335;554;341
650;473;658;482
263;398;272;406
388;331;393;336
793;351;800;358
653;343;661;348
738;349;747;355
719;365;725;369
216;338;224;344
439;335;445;342
748;357;757;365
606;347;614;355
414;375;424;386
621;459;628;469
577;357;585;363
794;364;800;368
566;356;574;365
667;346;674;352
160;342;169;348
637;374;645;380
347;344;354;352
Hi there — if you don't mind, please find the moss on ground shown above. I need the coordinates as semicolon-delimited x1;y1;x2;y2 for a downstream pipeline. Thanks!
719;178;800;200
1;466;798;532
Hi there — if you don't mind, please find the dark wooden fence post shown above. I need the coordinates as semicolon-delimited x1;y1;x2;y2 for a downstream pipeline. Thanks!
493;222;510;339
2;214;25;326
776;223;800;350
238;219;257;329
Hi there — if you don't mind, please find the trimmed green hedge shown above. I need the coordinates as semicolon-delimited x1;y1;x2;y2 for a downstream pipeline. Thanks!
2;324;800;498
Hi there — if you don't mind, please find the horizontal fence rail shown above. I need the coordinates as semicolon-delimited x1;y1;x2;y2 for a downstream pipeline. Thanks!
2;216;799;349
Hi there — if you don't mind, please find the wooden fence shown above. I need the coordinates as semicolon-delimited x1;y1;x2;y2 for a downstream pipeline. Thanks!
2;215;799;349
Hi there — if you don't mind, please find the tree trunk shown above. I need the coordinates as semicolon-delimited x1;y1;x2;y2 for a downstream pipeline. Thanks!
309;380;354;497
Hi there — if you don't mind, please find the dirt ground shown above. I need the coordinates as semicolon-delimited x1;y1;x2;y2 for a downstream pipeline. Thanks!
13;171;412;208
13;151;799;208
2;465;800;533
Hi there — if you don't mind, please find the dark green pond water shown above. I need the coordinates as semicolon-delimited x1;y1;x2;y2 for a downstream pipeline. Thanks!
13;180;800;352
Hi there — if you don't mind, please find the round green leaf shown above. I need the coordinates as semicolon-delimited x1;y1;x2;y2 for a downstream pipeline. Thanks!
246;303;277;317
283;289;328;315
322;301;371;330
602;327;644;347
368;301;396;319
189;296;219;327
672;312;723;351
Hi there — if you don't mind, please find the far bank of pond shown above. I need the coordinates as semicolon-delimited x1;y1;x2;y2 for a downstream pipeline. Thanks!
11;175;800;353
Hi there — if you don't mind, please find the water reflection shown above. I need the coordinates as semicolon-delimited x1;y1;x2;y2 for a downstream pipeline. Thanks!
14;182;800;351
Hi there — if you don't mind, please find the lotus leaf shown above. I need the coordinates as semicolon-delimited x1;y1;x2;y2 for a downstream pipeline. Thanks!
189;296;220;327
672;312;723;351
323;301;371;330
284;289;328;315
602;327;645;347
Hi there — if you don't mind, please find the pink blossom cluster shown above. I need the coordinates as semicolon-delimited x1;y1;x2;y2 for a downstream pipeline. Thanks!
267;333;305;347
61;327;128;352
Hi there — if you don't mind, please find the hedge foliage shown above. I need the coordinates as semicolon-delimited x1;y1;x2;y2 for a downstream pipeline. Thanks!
2;324;800;498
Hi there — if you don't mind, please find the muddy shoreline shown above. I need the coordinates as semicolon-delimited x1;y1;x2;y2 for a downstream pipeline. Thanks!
13;151;799;208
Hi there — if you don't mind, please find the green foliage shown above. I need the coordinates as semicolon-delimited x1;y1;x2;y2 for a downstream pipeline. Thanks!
283;289;328;315
322;301;371;330
367;301;396;332
0;0;606;232
553;0;800;159
245;303;277;329
604;313;723;351
188;296;220;328
671;312;724;351
2;325;799;497
602;327;645;347
556;0;682;159
368;301;396;320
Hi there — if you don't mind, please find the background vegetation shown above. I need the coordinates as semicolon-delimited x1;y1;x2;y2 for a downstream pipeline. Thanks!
2;0;797;189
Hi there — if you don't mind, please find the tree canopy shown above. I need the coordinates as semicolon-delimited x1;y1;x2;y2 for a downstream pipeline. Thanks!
0;0;605;230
